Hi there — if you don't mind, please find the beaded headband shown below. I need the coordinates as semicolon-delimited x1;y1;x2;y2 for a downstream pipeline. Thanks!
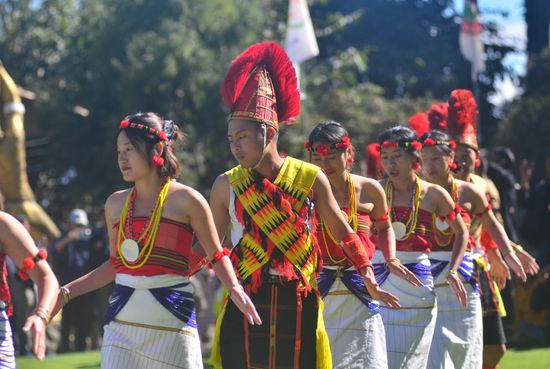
304;136;352;156
119;119;168;141
380;140;422;151
422;137;456;149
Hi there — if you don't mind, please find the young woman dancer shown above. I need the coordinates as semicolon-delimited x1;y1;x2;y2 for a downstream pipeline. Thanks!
375;125;469;369
306;121;420;369
420;129;522;369
51;112;260;369
0;210;58;365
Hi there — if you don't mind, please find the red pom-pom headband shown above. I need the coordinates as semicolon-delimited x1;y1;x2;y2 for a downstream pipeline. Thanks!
380;140;422;151
119;119;168;142
422;137;456;149
305;136;352;156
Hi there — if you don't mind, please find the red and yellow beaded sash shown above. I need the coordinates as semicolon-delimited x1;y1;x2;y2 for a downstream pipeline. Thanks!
226;157;320;292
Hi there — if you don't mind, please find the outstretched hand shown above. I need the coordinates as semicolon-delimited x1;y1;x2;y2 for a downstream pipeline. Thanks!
22;314;46;360
514;247;539;276
229;285;262;325
504;252;527;282
362;267;400;308
386;260;423;287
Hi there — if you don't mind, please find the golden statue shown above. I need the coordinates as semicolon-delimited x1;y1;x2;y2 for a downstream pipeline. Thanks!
0;61;60;240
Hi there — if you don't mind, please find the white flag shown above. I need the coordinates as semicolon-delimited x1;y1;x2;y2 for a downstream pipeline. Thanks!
284;0;319;64
459;0;485;81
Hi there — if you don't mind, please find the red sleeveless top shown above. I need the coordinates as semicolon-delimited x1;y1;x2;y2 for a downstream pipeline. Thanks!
317;210;375;266
431;205;473;252
393;206;436;253
110;217;204;277
0;254;12;316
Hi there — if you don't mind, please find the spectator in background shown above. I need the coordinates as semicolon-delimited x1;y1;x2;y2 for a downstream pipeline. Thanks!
88;216;111;350
523;153;550;266
487;147;521;243
50;209;95;352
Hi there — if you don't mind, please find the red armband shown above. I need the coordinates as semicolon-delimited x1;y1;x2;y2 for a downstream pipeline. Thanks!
18;249;48;281
438;204;460;222
374;213;389;222
341;233;372;272
208;248;231;269
473;203;492;218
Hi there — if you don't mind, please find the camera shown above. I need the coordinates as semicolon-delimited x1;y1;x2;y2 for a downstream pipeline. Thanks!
79;228;92;241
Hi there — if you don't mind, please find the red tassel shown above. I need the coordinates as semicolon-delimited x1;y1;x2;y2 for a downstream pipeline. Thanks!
22;257;35;270
151;155;165;167
37;249;48;260
17;270;29;281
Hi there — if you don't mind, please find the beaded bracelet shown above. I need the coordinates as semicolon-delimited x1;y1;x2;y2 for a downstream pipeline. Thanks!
34;306;51;325
447;269;458;278
60;286;72;304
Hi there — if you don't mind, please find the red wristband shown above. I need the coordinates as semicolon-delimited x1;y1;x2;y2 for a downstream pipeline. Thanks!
341;233;372;272
208;248;231;268
374;213;389;222
473;203;492;218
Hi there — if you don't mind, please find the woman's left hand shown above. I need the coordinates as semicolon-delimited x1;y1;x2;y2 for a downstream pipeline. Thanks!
386;260;423;286
515;247;540;276
229;285;262;325
447;272;468;308
22;314;47;360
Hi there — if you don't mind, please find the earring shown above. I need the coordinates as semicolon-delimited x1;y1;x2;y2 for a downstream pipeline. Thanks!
449;162;458;171
412;162;421;170
475;159;481;168
347;156;354;164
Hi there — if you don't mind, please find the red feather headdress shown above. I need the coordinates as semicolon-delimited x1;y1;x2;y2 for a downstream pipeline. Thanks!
365;143;383;179
447;89;478;149
408;112;430;138
220;42;300;129
427;102;448;131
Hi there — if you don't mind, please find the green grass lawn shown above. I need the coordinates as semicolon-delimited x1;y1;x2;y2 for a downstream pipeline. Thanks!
16;347;550;368
16;351;214;369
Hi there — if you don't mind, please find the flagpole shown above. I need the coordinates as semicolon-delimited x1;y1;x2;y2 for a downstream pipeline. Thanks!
472;70;482;147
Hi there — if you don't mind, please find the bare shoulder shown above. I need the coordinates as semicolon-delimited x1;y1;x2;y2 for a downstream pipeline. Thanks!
421;179;448;199
457;179;484;200
354;174;383;192
352;174;384;200
169;181;207;208
105;189;131;222
212;173;230;194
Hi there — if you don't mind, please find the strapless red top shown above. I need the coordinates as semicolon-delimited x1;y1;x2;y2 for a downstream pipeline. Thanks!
431;205;473;252
392;206;435;253
110;217;204;276
317;210;375;266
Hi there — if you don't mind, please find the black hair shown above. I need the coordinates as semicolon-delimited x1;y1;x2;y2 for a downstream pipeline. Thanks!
378;126;420;159
419;130;454;156
116;112;183;178
308;121;349;146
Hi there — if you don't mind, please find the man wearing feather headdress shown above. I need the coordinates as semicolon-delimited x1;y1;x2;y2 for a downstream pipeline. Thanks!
208;42;397;369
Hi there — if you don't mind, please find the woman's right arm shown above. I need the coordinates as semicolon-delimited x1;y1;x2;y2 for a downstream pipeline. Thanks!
51;194;120;315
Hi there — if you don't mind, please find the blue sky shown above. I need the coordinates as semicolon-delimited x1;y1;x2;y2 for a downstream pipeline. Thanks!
457;0;527;104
